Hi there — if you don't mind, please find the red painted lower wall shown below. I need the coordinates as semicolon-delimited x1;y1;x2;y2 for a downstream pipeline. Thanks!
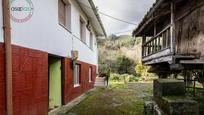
0;44;6;115
63;58;97;104
12;45;48;115
0;43;97;114
0;43;48;115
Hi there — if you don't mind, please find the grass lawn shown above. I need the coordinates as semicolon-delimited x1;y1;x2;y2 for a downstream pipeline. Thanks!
65;82;153;115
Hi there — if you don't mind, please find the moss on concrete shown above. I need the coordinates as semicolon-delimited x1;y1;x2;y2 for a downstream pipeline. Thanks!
163;96;187;101
65;83;152;115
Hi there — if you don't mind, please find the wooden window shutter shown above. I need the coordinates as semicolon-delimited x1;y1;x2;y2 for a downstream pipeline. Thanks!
59;0;66;26
80;19;83;41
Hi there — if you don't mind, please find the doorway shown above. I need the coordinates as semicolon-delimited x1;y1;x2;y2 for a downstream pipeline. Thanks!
48;56;62;110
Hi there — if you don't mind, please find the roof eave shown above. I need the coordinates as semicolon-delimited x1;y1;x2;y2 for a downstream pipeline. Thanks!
132;0;165;37
88;0;107;38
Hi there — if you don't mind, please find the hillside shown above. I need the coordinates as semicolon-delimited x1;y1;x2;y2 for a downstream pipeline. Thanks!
98;35;142;74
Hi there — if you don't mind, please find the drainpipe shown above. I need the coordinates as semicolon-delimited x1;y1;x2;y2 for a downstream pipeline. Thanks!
2;0;13;115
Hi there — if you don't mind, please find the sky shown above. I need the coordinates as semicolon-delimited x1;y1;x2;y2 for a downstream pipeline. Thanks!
93;0;155;36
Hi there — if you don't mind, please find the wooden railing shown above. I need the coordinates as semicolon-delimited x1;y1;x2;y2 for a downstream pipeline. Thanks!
142;25;171;57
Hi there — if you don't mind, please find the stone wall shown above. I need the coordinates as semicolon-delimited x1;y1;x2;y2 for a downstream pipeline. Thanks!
153;79;199;115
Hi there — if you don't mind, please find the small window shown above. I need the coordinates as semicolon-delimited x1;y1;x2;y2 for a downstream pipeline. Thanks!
58;0;71;29
89;32;93;49
80;17;86;43
89;67;92;82
74;64;80;87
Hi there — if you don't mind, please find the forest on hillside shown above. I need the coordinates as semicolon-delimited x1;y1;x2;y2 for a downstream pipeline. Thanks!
98;35;156;83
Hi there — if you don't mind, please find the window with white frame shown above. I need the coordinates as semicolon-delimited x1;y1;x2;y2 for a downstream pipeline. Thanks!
58;0;71;30
89;32;93;49
74;64;80;87
89;67;92;82
80;17;86;43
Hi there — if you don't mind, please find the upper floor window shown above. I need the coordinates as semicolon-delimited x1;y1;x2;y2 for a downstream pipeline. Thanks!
74;64;80;87
58;0;71;30
89;32;93;49
80;17;86;43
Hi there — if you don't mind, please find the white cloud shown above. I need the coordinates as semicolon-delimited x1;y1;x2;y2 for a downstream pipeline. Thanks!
93;0;155;36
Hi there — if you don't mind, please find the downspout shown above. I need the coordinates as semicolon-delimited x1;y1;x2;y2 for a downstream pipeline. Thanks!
2;0;13;115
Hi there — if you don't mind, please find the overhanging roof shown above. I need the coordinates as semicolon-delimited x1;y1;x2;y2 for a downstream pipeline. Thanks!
76;0;107;37
132;0;166;37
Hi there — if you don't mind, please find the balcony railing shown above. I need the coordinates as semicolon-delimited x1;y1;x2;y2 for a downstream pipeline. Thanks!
142;25;171;57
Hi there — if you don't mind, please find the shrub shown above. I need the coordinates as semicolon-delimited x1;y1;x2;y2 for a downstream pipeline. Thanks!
110;73;140;83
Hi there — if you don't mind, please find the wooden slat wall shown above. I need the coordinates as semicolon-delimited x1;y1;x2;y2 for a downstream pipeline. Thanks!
175;0;204;57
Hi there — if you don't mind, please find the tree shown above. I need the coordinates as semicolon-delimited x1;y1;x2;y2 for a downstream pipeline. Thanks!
135;62;144;77
116;55;135;75
135;62;151;80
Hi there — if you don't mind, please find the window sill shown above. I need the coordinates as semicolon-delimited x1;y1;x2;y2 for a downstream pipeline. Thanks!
73;35;95;52
89;47;94;51
74;84;80;88
59;23;72;34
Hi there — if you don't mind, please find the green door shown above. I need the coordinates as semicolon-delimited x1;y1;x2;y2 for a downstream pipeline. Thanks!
49;56;62;109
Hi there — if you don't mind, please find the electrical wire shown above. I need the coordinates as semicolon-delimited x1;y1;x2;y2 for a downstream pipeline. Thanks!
99;12;137;25
112;30;133;35
78;1;137;26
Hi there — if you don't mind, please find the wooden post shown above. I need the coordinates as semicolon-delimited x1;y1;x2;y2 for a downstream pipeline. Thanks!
166;29;169;48
151;41;153;54
170;1;175;53
2;0;13;115
142;35;146;57
155;37;158;52
154;22;157;36
148;43;150;55
158;36;161;50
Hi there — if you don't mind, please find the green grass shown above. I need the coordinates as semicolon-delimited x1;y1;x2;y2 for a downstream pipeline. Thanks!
143;88;153;94
109;82;128;89
65;82;149;115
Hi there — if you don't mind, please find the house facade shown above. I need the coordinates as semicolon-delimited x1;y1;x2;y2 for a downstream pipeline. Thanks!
0;0;106;114
133;0;204;77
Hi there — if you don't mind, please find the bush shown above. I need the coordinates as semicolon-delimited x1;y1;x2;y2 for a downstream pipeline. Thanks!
129;74;140;82
110;73;121;82
110;73;140;83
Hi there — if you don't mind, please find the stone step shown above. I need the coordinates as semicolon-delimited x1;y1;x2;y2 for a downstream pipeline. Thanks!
94;77;106;87
95;80;104;82
95;82;105;84
95;81;105;83
95;82;104;84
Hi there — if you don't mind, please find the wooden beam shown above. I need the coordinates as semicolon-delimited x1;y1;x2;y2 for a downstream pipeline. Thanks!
146;0;165;18
180;59;204;64
134;10;171;36
170;1;175;54
142;35;146;57
2;0;13;115
143;25;170;46
142;48;171;62
143;55;173;65
154;22;157;36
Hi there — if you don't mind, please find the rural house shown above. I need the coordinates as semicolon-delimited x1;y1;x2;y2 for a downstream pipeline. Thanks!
133;0;204;114
133;0;204;77
0;0;106;114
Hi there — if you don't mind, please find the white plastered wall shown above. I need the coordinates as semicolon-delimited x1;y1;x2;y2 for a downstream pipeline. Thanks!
11;0;98;65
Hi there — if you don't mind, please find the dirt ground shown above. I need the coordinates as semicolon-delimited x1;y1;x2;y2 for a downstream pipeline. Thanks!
65;82;153;115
